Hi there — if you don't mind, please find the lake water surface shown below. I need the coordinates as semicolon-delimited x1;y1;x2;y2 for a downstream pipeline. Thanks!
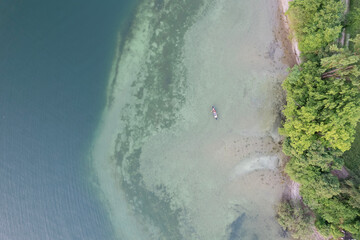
93;0;291;239
0;1;137;239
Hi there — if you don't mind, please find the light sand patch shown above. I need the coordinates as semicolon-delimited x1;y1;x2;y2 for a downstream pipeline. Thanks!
231;156;279;178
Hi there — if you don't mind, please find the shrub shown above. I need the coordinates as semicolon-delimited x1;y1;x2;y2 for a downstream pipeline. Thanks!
277;201;315;240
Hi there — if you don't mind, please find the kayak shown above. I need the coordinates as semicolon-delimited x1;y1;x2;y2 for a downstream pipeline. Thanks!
211;106;218;120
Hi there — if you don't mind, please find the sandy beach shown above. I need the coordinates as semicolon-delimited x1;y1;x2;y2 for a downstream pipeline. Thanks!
277;0;301;65
276;0;301;202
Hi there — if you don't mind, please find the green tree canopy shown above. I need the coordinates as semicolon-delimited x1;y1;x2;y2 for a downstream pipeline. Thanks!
288;0;344;54
280;46;360;154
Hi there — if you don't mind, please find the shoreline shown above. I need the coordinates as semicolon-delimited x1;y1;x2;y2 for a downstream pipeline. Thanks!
277;0;301;65
276;0;302;204
275;1;327;240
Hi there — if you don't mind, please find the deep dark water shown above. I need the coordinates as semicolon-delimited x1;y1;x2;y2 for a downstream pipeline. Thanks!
0;0;138;239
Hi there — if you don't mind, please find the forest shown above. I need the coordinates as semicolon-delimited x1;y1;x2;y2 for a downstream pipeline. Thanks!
277;0;360;239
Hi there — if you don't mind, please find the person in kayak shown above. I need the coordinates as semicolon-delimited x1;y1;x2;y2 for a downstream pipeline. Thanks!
211;106;218;120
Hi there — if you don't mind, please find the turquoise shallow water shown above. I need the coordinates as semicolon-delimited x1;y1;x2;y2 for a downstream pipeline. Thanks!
0;1;138;239
93;0;291;239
